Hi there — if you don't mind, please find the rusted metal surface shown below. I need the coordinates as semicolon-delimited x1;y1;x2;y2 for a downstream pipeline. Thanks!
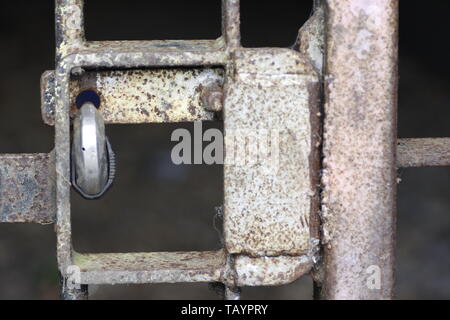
42;69;221;125
51;0;233;281
3;0;419;300
298;1;325;245
55;0;85;60
75;251;227;285
41;68;223;126
320;0;399;300
60;275;88;300
225;287;241;300
397;138;450;168
200;84;224;112
234;255;313;287
64;40;228;68
72;247;319;287
234;239;320;287
0;153;56;224
5;0;448;300
222;0;241;48
223;48;321;257
47;0;320;298
41;71;56;126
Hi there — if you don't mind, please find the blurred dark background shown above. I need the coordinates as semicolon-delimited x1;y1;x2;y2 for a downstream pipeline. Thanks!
0;0;449;299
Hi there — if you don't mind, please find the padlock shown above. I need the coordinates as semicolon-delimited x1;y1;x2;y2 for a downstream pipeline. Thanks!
71;101;115;199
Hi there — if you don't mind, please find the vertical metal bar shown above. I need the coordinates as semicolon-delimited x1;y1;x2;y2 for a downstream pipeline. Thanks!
222;0;241;48
55;0;85;59
55;0;86;300
320;0;399;299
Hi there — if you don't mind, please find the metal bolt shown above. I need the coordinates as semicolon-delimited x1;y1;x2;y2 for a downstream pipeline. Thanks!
71;67;85;77
201;85;223;112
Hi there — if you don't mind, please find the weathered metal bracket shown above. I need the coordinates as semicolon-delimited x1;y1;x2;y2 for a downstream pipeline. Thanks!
5;0;450;301
38;0;322;299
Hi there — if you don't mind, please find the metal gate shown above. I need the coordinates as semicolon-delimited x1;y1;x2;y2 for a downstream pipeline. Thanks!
1;0;449;300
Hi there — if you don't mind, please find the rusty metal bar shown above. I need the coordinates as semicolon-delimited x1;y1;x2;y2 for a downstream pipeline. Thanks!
223;48;320;257
75;251;227;285
41;68;224;126
320;0;399;299
397;138;450;168
0;153;56;224
55;0;85;59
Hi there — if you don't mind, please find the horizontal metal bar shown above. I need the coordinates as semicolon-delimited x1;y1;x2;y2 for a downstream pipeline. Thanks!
62;40;228;69
75;251;227;285
397;138;450;168
86;40;226;54
73;249;314;286
0;152;56;224
42;68;223;126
